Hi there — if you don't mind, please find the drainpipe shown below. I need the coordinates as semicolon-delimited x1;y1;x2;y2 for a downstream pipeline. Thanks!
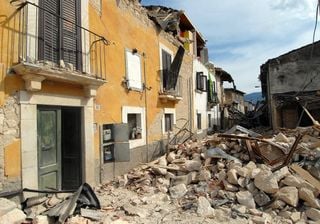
142;52;150;162
189;76;193;136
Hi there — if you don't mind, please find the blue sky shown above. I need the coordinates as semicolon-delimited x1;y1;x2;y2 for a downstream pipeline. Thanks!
142;0;318;93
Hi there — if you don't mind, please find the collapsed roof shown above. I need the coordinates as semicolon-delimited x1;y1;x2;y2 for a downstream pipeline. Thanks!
144;5;206;45
215;67;234;83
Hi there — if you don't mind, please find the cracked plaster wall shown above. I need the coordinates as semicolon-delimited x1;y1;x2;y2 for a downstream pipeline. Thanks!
0;94;21;192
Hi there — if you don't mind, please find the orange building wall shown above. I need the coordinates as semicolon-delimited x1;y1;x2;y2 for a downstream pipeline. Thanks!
89;1;181;159
0;1;89;187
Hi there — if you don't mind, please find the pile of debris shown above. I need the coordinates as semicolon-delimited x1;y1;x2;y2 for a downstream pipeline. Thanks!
0;183;102;224
114;125;320;223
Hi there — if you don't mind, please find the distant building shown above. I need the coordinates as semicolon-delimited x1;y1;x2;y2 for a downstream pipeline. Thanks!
222;88;246;129
244;101;255;113
260;41;320;129
224;88;246;113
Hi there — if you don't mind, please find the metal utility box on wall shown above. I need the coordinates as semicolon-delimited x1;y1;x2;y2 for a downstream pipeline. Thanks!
100;123;130;163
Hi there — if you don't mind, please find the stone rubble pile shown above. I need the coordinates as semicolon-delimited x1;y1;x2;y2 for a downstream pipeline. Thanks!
115;131;320;223
0;128;320;223
0;198;26;224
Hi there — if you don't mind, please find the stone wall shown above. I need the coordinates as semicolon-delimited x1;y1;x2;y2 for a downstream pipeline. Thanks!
116;0;154;28
0;95;21;192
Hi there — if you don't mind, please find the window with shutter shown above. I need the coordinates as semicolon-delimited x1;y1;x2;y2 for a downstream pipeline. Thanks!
125;50;142;90
61;0;82;70
39;0;81;70
197;113;202;130
201;75;207;91
164;114;173;132
207;79;212;102
196;72;203;90
162;49;172;90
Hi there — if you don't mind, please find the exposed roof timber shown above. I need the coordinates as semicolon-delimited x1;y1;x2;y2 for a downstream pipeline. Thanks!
215;67;234;82
144;5;180;33
144;5;206;44
179;13;206;44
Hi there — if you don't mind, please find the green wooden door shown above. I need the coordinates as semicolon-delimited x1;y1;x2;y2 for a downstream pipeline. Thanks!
37;107;61;190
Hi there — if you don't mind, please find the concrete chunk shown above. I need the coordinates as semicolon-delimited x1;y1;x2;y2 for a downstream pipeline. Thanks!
236;191;255;209
305;208;320;221
299;187;320;209
254;191;271;207
169;184;187;199
227;169;238;185
254;170;279;194
183;160;201;171
0;208;26;224
197;196;215;217
0;198;17;217
278;186;298;207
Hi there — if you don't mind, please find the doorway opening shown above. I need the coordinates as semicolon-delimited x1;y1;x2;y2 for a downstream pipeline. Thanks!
37;106;82;190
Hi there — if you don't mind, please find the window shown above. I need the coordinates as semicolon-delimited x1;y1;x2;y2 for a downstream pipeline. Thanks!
160;45;184;93
162;108;176;134
127;113;142;140
208;114;212;128
196;72;207;91
125;50;142;90
164;114;173;132
39;0;81;70
161;49;172;90
197;113;202;130
122;106;146;149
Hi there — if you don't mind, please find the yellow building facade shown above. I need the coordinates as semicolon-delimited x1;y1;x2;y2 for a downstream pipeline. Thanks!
0;0;196;193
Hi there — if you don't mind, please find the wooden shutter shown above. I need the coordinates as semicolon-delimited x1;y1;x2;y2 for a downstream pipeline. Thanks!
162;50;171;90
126;51;142;89
39;0;81;69
207;79;212;102
39;0;60;63
196;72;202;90
61;0;81;70
202;75;207;91
170;46;185;88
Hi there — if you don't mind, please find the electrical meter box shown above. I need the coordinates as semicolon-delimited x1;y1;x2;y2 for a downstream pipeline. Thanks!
100;123;130;163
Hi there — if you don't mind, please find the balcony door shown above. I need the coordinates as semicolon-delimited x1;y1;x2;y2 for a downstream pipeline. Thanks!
38;0;82;70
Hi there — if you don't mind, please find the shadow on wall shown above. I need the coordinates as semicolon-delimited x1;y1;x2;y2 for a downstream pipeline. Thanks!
0;5;25;97
148;140;166;162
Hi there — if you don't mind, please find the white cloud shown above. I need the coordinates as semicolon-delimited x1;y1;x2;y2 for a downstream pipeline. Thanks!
142;0;319;92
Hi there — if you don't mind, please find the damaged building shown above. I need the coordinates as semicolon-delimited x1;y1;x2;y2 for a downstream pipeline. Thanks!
0;0;230;197
260;40;320;130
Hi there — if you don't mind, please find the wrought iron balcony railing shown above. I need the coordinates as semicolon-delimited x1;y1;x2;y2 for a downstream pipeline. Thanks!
8;1;108;80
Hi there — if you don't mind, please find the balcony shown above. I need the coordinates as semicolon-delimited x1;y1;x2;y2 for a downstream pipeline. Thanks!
159;70;182;102
208;92;219;109
7;2;108;96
